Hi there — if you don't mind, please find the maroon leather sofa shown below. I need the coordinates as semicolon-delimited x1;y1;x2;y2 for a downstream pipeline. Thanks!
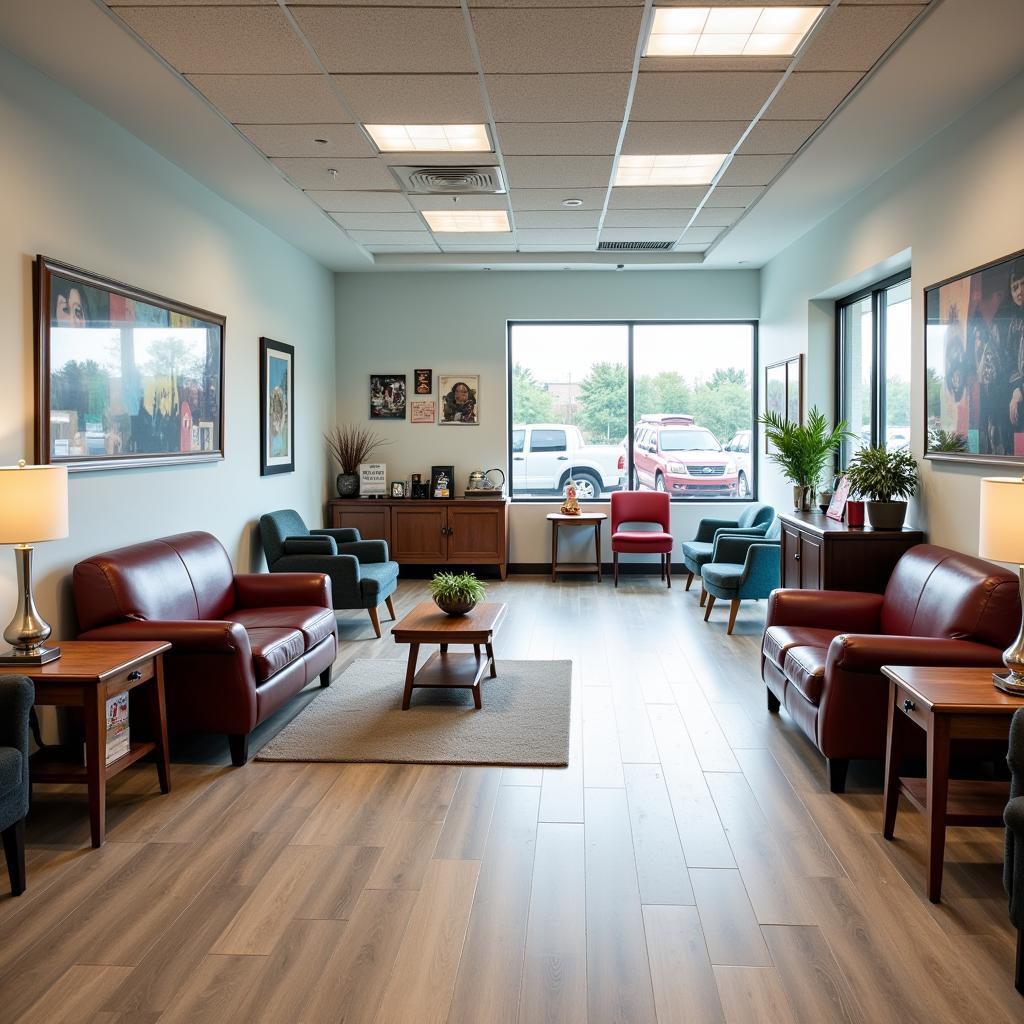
73;531;337;766
761;544;1020;792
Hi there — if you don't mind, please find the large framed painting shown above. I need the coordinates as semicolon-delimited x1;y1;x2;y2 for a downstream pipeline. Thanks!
438;374;479;425
34;256;224;471
370;374;406;419
260;337;294;476
925;248;1024;464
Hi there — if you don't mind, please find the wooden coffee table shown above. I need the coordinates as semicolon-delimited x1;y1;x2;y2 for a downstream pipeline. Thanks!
392;602;508;709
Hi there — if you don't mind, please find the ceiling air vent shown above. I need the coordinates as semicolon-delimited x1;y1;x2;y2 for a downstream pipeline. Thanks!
597;240;674;251
391;165;506;195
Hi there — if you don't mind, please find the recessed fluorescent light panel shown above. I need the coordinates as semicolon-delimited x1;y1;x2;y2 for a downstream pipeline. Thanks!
645;6;824;57
422;210;511;233
615;154;727;187
365;124;492;153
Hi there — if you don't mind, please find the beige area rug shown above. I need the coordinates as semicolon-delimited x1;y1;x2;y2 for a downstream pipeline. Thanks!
257;658;572;766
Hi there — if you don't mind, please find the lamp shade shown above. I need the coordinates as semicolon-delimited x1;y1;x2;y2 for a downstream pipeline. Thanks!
0;463;69;544
979;476;1024;565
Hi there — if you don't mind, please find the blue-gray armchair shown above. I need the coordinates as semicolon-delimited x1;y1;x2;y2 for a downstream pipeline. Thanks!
260;509;400;638
1006;707;1024;994
0;675;33;896
700;519;781;634
681;503;775;603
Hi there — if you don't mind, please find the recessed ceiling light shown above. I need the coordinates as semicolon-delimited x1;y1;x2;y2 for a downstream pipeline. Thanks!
365;124;492;153
644;6;824;57
562;198;584;207
614;154;728;187
422;210;511;233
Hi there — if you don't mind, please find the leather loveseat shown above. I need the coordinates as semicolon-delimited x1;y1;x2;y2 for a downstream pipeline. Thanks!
73;531;337;765
761;544;1020;792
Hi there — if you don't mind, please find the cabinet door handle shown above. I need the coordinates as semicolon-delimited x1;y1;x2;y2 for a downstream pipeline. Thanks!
127;670;142;681
794;553;800;561
903;698;916;713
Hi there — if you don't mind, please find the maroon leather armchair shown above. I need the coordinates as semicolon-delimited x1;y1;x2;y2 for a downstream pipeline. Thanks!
73;532;337;766
762;544;1020;792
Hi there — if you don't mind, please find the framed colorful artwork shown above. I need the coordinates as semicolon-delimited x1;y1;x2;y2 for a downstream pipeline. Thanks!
370;374;406;419
413;369;432;395
34;255;224;470
260;337;294;476
438;374;479;425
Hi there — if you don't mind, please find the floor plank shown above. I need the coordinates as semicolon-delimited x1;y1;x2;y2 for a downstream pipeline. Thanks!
713;966;798;1024
690;868;772;967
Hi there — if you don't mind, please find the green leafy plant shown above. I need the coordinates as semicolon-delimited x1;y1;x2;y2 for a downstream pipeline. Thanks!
428;571;487;604
758;407;851;491
928;428;968;453
845;445;918;502
325;424;390;474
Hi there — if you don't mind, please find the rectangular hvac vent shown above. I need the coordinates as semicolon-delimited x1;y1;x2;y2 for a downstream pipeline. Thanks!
597;240;674;250
391;165;506;195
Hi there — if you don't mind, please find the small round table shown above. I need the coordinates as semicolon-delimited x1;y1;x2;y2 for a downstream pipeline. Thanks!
547;512;607;582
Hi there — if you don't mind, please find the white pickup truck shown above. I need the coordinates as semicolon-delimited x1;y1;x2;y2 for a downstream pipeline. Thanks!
511;424;624;499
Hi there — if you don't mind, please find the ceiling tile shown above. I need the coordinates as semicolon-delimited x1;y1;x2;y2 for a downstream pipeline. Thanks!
368;244;443;253
600;228;680;243
621;121;746;154
608;185;707;209
737;120;820;155
409;194;509;211
798;6;923;72
379;152;500;167
487;74;630;122
602;209;693;228
292;8;475;74
517;229;598;244
631;72;782;121
497;123;621;156
330;212;427;230
433;233;517;245
763;72;862;120
272;158;397;190
703;185;764;207
717;154;789;186
187;75;347;124
349;230;439;243
509;188;608;211
641;56;788;74
678;226;723;244
515;211;601;228
306;191;410;212
334;75;485;123
440;243;517;251
692;206;745;227
240;124;368;158
470;8;643;73
504;155;613;189
115;7;315;74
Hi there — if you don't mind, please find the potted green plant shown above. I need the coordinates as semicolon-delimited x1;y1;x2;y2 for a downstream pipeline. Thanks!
325;425;390;497
844;445;918;529
429;571;486;617
758;407;851;512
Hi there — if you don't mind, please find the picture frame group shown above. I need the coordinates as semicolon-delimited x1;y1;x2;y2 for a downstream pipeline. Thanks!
370;371;480;424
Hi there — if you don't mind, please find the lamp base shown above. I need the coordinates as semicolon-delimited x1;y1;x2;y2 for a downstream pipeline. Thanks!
0;645;61;666
993;671;1024;697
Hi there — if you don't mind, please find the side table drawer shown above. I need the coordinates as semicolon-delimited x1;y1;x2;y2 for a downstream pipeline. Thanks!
895;685;929;732
105;658;155;695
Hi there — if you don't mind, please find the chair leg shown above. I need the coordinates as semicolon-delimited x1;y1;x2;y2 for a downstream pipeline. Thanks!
385;595;396;620
703;594;716;621
660;554;665;582
2;819;26;896
368;606;382;639
1016;927;1023;995
699;587;707;607
228;733;249;767
666;551;672;589
826;758;850;794
319;666;333;688
726;598;740;634
613;551;619;587
685;571;694;591
767;688;781;714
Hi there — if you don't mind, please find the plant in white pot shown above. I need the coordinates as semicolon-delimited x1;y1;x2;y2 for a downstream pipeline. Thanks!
759;407;851;512
844;445;918;529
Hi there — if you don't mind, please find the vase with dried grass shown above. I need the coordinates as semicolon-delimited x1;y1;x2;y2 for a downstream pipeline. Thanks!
325;425;390;497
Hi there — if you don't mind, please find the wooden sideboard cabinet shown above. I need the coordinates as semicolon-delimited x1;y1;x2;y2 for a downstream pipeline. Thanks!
327;498;509;578
779;510;924;593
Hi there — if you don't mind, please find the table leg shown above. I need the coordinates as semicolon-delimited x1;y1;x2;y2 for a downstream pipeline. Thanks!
84;685;107;848
551;522;558;582
486;641;496;678
473;644;481;660
402;643;420;710
471;682;483;710
926;714;951;902
148;657;171;794
882;680;904;839
595;522;602;583
440;643;449;654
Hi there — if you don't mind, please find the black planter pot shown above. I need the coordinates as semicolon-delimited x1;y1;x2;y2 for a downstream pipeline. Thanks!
865;500;907;530
336;473;359;498
433;596;477;617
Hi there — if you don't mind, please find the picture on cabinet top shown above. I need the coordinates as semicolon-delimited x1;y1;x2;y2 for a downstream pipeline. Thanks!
370;374;406;419
438;374;479;425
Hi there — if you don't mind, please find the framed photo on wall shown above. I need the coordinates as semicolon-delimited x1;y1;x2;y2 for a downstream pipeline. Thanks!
260;337;294;476
925;248;1024;464
438;374;479;425
34;255;225;470
414;369;432;395
370;374;406;419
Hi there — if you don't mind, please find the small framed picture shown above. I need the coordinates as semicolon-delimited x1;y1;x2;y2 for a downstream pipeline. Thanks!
391;481;406;499
431;465;454;499
410;399;435;423
438;374;479;425
370;374;406;419
826;476;851;521
414;369;432;395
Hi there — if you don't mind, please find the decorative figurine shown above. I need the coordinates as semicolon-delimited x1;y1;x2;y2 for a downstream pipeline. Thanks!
560;481;581;516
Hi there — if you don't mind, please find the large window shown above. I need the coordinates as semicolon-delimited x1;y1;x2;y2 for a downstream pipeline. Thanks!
507;321;757;501
837;273;911;464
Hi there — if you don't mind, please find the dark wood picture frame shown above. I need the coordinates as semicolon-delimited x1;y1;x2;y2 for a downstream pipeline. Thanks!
34;255;225;471
431;465;455;499
259;337;295;476
764;354;804;453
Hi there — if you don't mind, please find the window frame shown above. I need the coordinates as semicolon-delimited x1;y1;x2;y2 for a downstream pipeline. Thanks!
506;319;760;504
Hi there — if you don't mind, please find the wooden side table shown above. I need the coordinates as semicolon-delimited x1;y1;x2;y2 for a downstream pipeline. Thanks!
547;512;606;582
0;640;172;847
881;665;1022;901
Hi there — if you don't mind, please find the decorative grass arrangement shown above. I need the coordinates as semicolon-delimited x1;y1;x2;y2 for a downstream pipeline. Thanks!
325;425;390;474
429;571;487;616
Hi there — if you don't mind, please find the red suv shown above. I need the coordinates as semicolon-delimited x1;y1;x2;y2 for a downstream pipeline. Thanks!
632;415;738;497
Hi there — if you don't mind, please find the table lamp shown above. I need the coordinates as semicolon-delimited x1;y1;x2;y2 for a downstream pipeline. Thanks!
979;476;1024;695
0;461;69;665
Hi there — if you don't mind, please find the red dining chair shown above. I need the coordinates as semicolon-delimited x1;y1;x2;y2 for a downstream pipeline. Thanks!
610;491;674;588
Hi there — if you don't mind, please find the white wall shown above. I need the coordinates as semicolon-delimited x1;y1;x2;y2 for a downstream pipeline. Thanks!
334;270;759;563
759;70;1024;549
0;48;336;638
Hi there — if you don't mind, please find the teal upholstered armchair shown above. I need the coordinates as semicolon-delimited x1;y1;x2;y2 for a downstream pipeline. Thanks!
700;519;781;635
260;509;400;638
0;675;33;896
681;503;774;602
1006;707;1024;993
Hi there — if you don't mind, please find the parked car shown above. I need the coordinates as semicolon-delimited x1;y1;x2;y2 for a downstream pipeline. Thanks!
633;416;738;497
511;424;624;499
724;428;753;499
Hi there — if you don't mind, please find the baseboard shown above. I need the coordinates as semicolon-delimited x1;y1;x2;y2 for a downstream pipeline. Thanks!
508;562;682;576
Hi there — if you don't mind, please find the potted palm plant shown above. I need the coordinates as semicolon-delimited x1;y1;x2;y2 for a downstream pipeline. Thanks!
325;425;390;497
759;407;851;512
844;445;918;529
429;571;486;616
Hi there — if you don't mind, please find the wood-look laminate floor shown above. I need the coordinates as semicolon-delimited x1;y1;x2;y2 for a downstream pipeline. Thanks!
1;576;1020;1023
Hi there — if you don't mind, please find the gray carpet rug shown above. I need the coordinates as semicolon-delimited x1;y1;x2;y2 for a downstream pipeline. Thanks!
256;658;572;766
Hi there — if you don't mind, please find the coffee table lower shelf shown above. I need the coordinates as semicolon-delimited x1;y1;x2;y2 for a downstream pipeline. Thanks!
404;651;494;710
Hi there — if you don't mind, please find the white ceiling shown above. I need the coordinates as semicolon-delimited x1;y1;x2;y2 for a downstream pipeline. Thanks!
0;0;1021;270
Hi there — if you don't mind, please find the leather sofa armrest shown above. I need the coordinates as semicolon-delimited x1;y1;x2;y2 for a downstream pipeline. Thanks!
827;634;1006;674
312;527;360;544
234;572;333;610
283;536;337;556
767;589;884;632
338;539;389;564
79;619;251;656
694;517;740;543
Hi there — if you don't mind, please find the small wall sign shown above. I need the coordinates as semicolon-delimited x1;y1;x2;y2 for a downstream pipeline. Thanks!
359;462;387;496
